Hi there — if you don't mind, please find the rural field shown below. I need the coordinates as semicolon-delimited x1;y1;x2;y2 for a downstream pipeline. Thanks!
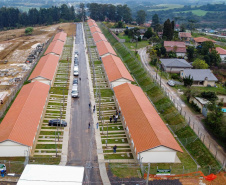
148;4;184;11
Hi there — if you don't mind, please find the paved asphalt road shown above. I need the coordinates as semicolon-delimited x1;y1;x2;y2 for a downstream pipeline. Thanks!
67;23;102;184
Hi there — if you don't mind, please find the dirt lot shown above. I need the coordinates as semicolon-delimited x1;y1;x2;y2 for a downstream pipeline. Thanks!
0;22;76;62
0;22;75;86
0;22;75;109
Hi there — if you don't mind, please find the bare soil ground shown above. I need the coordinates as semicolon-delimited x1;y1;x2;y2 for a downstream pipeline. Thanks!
0;22;75;85
0;22;75;109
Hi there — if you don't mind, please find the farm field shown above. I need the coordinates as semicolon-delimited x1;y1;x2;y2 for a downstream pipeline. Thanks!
148;4;184;11
178;9;210;16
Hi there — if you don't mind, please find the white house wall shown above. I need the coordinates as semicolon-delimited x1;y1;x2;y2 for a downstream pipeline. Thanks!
139;146;177;163
220;54;226;62
165;67;192;73
0;140;29;157
111;79;132;88
176;53;186;57
31;77;52;86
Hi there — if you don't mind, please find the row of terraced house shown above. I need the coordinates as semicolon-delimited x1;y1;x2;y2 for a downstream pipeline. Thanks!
88;19;183;163
0;32;67;157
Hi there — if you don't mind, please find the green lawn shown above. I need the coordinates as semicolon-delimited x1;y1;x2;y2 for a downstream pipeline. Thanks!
174;84;226;95
179;9;209;16
124;41;149;50
147;4;184;11
107;163;141;178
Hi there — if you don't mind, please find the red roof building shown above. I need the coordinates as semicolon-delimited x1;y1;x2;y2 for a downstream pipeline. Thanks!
44;40;64;56
164;41;187;55
53;32;67;42
96;41;117;57
102;54;134;87
88;19;98;28
194;37;216;44
92;32;108;43
113;83;183;163
0;82;50;157
90;26;102;34
29;54;59;86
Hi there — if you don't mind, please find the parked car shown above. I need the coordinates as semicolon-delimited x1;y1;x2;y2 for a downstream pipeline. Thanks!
73;78;78;85
71;85;79;98
74;50;78;55
48;119;67;127
74;58;78;65
74;54;78;58
167;80;175;87
74;66;79;76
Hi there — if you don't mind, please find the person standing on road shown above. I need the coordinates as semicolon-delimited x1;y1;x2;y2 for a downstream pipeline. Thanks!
89;103;91;109
88;122;90;129
110;116;112;123
96;122;99;129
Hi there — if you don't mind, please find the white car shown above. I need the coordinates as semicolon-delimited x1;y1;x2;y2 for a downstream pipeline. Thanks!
167;80;175;87
71;85;79;98
73;66;79;76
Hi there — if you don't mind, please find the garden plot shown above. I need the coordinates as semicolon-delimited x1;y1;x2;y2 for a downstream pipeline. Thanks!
33;37;73;157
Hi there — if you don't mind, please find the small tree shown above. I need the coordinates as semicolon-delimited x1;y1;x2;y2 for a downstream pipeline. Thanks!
144;27;153;39
160;46;166;56
200;91;218;102
183;75;193;87
186;46;195;61
25;27;33;35
192;58;209;69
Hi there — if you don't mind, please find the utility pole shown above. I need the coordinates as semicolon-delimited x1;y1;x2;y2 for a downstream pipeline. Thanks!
146;163;150;185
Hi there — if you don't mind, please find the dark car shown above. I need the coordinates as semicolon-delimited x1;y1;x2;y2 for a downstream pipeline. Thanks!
48;119;67;127
73;78;78;85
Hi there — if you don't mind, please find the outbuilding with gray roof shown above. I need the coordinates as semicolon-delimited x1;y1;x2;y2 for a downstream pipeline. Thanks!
180;69;218;87
160;58;192;73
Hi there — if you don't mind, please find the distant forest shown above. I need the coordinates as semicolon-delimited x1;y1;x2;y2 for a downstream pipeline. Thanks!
127;3;226;28
0;4;76;29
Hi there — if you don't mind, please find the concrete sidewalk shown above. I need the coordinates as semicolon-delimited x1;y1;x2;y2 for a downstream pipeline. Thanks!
82;23;111;185
59;36;75;166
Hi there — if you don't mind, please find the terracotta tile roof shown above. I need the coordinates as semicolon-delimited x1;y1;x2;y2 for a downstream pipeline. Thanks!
90;26;102;34
194;37;216;43
216;47;226;55
92;32;108;43
165;46;187;53
164;41;186;48
88;20;98;28
179;32;192;38
96;41;117;56
102;54;134;82
53;32;67;42
44;40;64;56
113;83;183;154
0;82;50;146
28;54;59;81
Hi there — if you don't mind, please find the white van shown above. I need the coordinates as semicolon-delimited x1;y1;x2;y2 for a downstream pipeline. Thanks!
74;66;79;76
71;85;79;98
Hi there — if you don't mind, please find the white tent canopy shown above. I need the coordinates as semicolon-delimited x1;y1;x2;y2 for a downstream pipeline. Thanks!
17;164;84;185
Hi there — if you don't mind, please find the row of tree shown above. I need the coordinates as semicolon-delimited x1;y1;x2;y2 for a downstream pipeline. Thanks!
87;3;132;23
0;4;76;29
